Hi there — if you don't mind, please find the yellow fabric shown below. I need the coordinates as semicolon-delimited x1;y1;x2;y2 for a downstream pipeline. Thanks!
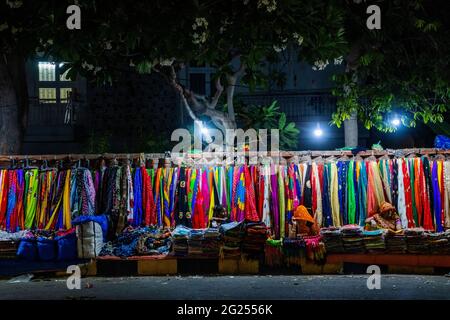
370;161;385;208
208;168;215;226
330;163;341;227
63;170;72;229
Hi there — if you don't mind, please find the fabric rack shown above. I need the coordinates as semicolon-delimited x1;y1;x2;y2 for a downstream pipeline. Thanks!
0;151;449;239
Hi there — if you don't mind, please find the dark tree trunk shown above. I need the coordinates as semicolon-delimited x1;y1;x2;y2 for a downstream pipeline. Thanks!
0;53;28;154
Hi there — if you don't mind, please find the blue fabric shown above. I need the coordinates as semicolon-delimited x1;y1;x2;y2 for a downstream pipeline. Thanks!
434;135;450;149
133;168;143;227
322;164;332;227
17;238;37;261
337;161;348;225
72;214;109;241
358;162;368;226
431;161;443;232
55;232;77;260
37;237;56;261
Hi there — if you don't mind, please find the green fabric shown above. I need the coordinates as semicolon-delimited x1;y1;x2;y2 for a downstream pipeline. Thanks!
25;169;39;229
347;161;356;225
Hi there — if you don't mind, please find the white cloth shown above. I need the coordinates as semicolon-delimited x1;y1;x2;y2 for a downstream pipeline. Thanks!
397;159;408;229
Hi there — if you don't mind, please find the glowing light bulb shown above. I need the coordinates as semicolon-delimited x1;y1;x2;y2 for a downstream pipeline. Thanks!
313;123;323;137
391;118;400;126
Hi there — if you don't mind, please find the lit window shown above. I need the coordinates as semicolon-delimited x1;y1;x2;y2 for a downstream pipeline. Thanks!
38;62;56;81
39;88;56;103
60;88;72;103
37;61;74;105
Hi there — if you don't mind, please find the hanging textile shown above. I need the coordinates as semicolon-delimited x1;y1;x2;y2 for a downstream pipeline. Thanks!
347;161;356;225
24;169;39;229
444;160;450;229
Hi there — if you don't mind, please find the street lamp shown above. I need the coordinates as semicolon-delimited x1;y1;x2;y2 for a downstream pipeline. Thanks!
313;123;323;137
391;117;401;127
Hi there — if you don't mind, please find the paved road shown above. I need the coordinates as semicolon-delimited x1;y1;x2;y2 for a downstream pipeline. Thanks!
0;275;449;300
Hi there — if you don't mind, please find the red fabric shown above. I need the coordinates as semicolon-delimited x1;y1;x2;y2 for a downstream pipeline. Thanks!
193;180;205;229
420;162;434;230
402;160;415;228
311;167;317;215
0;173;9;228
142;168;157;226
244;165;259;222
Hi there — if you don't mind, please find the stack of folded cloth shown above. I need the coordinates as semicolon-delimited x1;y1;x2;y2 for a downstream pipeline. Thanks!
171;225;191;256
100;226;172;257
202;228;221;257
446;230;450;254
363;229;386;253
385;231;407;253
219;221;245;257
320;227;344;253
405;228;428;254
341;225;365;253
242;221;268;257
282;238;306;265
425;232;448;254
187;229;205;256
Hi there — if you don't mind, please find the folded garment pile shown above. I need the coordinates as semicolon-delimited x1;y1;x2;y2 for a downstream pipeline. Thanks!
405;228;428;254
385;232;407;253
100;226;171;257
171;225;190;256
202;228;221;257
341;225;365;253
242;221;268;257
425;232;449;254
282;238;306;266
363;229;386;253
219;221;245;257
320;227;344;253
303;235;326;262
187;229;204;256
0;230;29;258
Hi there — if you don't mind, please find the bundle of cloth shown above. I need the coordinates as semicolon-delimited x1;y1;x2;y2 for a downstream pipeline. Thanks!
426;232;449;254
341;224;365;253
320;227;344;253
99;226;171;257
385;231;407;253
264;239;283;268
405;228;428;254
242;221;268;257
363;229;386;253
171;225;190;256
187;229;204;256
219;221;244;257
202;228;221;257
303;235;326;263
282;238;305;266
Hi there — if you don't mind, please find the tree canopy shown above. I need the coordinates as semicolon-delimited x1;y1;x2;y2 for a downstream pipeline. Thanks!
1;0;449;150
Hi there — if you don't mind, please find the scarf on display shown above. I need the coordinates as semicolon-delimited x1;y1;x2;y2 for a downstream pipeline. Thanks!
1;155;449;235
24;169;39;229
70;168;96;219
36;170;56;229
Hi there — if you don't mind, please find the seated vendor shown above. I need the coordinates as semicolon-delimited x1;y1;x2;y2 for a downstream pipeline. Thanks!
365;201;402;232
291;205;320;237
210;205;228;228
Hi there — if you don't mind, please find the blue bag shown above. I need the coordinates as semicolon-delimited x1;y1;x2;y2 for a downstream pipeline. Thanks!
17;238;37;261
434;135;450;149
56;232;77;261
37;237;56;261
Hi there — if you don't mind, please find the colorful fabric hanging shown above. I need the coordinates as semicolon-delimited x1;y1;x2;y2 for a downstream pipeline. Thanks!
24;169;39;229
